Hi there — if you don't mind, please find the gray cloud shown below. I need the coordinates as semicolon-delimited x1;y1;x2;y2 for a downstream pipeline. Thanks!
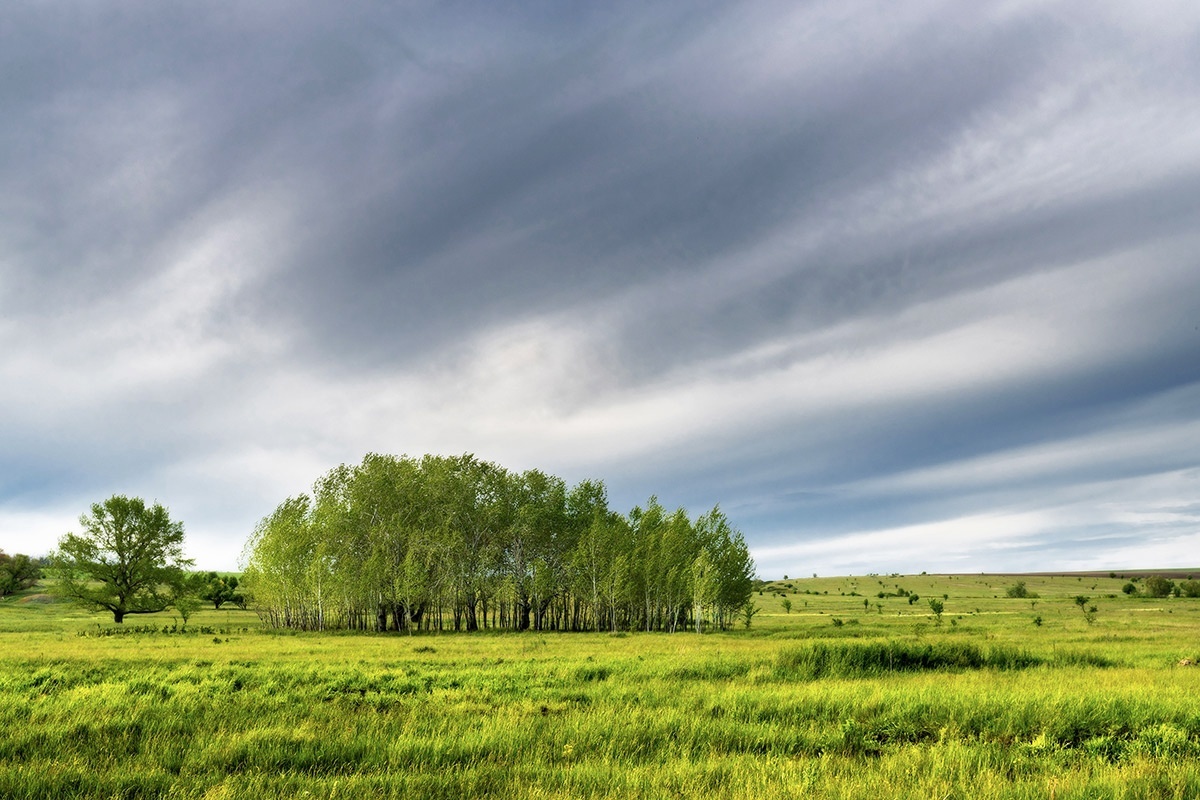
2;1;1199;573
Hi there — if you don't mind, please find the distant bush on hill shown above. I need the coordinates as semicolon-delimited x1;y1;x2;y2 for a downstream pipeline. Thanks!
1143;576;1176;598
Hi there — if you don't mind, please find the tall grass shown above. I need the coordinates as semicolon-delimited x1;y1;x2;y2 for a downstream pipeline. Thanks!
2;574;1199;797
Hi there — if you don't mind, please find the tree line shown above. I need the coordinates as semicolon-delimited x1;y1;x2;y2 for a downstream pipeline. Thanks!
240;453;756;633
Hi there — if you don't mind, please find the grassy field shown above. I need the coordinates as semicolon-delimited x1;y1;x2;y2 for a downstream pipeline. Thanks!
3;572;1199;799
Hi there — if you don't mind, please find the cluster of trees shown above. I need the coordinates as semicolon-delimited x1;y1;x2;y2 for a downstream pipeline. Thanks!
0;550;41;597
241;453;756;633
1122;576;1200;598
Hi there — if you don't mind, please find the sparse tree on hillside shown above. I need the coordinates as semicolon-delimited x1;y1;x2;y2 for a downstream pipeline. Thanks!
1074;595;1097;625
928;597;944;623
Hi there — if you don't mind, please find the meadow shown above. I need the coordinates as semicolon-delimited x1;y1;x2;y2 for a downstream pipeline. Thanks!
2;571;1199;799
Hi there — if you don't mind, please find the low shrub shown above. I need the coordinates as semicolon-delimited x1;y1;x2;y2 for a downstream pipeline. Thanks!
774;641;1043;679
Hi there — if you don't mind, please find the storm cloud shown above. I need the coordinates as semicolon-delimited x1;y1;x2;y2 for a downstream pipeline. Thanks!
2;1;1198;574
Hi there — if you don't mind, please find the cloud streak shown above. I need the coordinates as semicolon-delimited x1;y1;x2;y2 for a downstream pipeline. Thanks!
1;1;1198;574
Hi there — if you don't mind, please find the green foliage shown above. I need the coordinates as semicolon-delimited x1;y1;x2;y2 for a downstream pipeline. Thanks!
775;641;1044;679
927;598;944;623
242;454;756;633
48;496;193;623
1144;575;1176;598
1075;594;1097;624
780;598;792;614
2;570;1199;797
1122;582;1138;595
1180;580;1200;598
739;601;759;629
1005;581;1038;598
0;551;40;596
200;572;244;609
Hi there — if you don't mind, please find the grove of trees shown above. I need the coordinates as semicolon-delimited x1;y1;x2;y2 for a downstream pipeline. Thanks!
241;453;756;633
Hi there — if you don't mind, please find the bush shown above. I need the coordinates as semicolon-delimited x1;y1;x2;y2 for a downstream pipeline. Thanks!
0;551;40;596
1144;576;1175;598
1122;582;1137;595
1006;581;1029;598
1179;580;1200;598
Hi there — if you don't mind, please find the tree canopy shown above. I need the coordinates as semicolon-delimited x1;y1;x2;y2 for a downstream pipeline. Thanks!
49;495;193;623
0;551;41;596
241;453;757;633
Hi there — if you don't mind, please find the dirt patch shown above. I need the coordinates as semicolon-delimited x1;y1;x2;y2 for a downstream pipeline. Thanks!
18;594;59;605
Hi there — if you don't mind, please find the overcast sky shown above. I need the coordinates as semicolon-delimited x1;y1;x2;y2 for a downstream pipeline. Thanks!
2;1;1199;576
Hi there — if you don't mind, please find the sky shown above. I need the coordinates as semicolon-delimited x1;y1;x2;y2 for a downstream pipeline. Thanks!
2;1;1199;577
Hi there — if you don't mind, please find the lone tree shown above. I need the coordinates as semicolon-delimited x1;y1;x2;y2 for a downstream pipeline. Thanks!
200;572;244;610
928;597;945;624
50;495;193;623
1074;594;1097;625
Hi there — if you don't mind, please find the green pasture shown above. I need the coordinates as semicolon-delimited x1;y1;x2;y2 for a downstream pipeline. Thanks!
2;572;1199;799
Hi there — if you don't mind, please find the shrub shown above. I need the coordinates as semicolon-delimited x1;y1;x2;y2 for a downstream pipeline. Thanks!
1074;595;1097;624
1006;581;1029;598
1144;576;1175;598
0;551;41;596
1179;580;1200;598
1122;582;1137;595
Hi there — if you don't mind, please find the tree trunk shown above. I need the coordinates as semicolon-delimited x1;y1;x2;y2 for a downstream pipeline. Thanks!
517;601;531;631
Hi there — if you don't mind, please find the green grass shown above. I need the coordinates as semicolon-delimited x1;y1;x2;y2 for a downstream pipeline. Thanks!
2;573;1199;798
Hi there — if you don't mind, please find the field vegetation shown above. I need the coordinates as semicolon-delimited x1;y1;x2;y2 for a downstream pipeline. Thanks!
243;453;755;633
3;570;1199;798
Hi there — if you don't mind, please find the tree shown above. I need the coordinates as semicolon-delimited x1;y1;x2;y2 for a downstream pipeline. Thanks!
200;572;243;610
928;598;944;623
1074;595;1097;625
173;572;206;628
49;496;193;623
690;549;715;633
0;551;41;596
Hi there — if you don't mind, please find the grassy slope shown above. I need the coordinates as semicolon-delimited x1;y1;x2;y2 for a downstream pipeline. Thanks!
2;574;1199;799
